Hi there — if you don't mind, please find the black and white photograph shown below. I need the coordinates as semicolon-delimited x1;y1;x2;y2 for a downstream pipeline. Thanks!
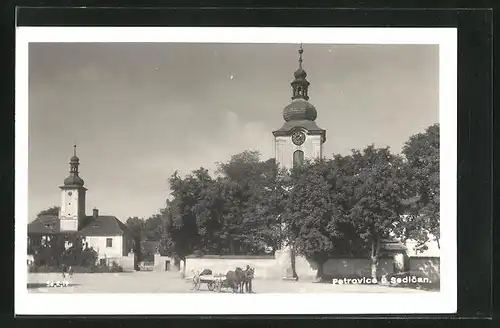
15;27;457;315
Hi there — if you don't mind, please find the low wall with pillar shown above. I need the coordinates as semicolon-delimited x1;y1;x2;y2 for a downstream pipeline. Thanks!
153;253;180;273
108;252;136;272
150;251;437;281
322;257;395;277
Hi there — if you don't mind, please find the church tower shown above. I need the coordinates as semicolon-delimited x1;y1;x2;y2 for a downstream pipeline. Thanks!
59;145;87;231
273;45;326;169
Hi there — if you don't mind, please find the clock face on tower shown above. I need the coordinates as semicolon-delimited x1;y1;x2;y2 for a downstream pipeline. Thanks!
291;131;306;146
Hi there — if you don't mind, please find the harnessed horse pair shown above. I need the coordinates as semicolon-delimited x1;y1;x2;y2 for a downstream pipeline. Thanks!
225;266;255;293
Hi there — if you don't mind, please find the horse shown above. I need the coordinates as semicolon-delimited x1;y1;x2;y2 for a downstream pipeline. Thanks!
225;267;246;293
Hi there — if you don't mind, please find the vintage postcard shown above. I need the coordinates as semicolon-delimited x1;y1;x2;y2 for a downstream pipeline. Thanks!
15;27;457;315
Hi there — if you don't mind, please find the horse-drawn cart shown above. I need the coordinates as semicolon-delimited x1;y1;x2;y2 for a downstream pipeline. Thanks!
192;274;222;291
192;267;254;293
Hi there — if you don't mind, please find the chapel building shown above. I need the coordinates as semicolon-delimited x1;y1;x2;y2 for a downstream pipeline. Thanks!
27;146;134;268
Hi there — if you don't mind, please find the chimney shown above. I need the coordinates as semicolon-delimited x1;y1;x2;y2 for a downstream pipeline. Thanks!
93;208;99;220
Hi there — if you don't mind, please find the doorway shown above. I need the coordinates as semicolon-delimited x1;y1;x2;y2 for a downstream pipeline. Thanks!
165;260;171;271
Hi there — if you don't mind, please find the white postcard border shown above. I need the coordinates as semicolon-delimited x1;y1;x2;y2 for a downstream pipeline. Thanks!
15;27;457;315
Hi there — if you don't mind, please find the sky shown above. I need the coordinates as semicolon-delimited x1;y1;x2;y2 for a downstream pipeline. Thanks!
28;42;439;222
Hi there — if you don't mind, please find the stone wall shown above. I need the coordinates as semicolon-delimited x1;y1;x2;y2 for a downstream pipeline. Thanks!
147;252;439;281
153;254;179;273
312;257;395;278
111;252;136;272
184;255;280;279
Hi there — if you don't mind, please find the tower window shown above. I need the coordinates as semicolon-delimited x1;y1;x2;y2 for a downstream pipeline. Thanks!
293;150;305;168
106;238;113;248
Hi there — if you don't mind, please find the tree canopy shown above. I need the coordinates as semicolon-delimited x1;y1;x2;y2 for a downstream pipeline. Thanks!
36;206;60;217
118;125;439;280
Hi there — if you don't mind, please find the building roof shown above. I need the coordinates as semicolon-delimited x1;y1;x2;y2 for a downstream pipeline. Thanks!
63;174;85;187
28;215;129;236
27;215;61;234
79;216;129;236
273;119;326;143
380;239;407;252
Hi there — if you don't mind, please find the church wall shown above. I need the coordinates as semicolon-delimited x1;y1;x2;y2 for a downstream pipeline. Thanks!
275;134;323;169
60;189;79;219
181;255;405;280
78;190;86;221
60;219;78;231
184;256;283;279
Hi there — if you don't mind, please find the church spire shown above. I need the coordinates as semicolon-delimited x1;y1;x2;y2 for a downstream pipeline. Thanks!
298;43;303;69
70;144;79;174
63;145;85;186
291;44;310;101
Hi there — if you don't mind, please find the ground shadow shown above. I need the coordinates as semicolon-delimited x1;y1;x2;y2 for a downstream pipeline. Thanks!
27;283;80;289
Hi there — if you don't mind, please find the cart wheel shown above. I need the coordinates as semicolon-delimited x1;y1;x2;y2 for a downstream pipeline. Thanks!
213;280;221;292
208;281;215;291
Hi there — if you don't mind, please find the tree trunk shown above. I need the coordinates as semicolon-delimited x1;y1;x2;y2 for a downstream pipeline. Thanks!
291;245;298;279
316;260;325;281
436;238;440;249
181;256;186;278
370;236;380;280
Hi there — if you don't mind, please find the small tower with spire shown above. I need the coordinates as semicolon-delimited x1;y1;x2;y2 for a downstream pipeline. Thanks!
272;44;326;169
59;145;87;231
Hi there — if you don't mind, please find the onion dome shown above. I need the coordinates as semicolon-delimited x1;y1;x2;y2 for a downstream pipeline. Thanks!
283;44;317;122
283;99;317;121
273;44;326;144
294;68;307;79
64;174;84;186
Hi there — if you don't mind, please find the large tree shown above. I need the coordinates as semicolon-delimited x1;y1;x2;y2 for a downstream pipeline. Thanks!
213;151;283;255
400;123;440;249
160;170;208;276
125;216;145;262
347;146;409;279
285;159;342;279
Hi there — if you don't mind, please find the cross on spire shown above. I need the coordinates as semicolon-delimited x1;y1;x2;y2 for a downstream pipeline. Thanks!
73;144;77;157
298;43;304;69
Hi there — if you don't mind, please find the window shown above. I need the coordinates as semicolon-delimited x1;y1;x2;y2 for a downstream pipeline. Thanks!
293;150;304;168
106;238;113;248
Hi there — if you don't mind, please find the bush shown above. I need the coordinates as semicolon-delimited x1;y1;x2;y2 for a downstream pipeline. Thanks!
110;261;124;272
